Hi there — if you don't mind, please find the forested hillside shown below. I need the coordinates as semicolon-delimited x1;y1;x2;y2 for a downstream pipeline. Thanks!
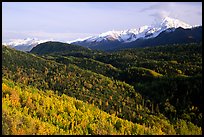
3;78;162;135
30;41;92;55
2;42;202;135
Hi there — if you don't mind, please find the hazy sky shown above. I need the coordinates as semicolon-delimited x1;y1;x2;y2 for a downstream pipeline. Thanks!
2;2;202;42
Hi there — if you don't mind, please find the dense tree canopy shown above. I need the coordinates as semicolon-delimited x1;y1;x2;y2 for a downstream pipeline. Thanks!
2;42;202;135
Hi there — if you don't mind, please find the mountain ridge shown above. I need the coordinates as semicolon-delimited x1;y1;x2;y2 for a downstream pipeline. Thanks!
30;41;91;55
70;17;193;44
72;26;202;51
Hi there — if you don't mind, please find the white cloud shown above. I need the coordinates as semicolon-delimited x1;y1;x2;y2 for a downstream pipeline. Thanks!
141;2;202;26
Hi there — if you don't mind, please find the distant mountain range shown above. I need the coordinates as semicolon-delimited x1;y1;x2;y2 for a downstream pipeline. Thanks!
2;38;50;52
71;17;202;51
2;17;202;51
77;26;201;51
71;17;192;43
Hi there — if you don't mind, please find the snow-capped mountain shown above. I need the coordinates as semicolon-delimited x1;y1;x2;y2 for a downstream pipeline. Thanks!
70;17;193;45
3;16;201;52
2;38;51;51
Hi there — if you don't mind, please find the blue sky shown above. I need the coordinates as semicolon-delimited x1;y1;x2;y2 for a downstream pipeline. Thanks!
2;2;202;42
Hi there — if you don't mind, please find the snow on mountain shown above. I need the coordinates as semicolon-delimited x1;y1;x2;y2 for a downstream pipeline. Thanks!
67;36;93;44
3;16;196;51
71;16;193;44
2;38;51;51
157;16;192;29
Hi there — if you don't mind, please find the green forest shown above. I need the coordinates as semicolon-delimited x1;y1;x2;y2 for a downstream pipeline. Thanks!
2;42;202;135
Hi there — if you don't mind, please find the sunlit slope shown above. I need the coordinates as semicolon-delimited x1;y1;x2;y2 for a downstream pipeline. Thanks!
2;78;169;135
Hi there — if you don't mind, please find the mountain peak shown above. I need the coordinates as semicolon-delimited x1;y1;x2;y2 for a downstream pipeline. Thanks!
156;16;192;29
